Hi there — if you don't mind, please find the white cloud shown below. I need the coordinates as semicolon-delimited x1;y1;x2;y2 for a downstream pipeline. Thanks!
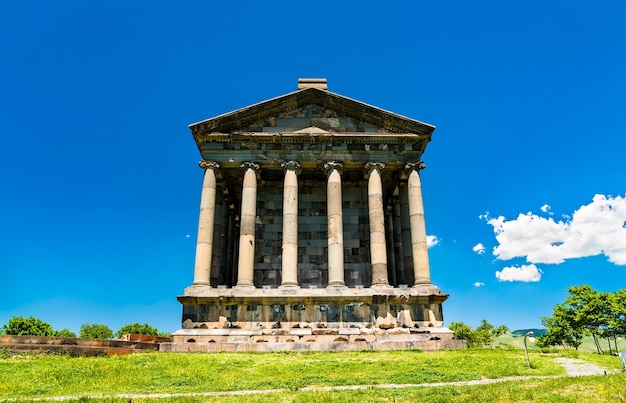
541;204;550;213
495;264;542;282
473;282;485;287
185;234;191;238
472;243;486;254
427;235;439;248
486;194;626;265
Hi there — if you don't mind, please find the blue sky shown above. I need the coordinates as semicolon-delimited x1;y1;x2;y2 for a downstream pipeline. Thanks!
2;1;625;334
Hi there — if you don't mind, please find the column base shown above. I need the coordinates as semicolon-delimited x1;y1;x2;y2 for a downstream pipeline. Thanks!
234;284;256;290
191;281;211;287
327;282;347;289
413;283;441;294
184;283;212;297
279;283;301;289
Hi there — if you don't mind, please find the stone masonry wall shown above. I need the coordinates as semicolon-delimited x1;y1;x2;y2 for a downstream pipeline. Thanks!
252;181;373;287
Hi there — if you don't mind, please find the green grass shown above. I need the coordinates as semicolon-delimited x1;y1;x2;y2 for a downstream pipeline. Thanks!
0;349;624;402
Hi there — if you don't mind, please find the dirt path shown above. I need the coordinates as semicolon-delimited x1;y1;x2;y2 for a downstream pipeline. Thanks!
555;357;609;376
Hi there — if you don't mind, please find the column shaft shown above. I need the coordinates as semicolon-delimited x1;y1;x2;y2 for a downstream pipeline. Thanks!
406;162;432;286
281;161;300;288
325;162;346;287
385;208;397;287
192;161;219;286
236;162;259;288
210;189;224;286
366;162;389;287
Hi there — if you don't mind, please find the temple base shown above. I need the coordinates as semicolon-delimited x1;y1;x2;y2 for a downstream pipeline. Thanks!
172;287;463;351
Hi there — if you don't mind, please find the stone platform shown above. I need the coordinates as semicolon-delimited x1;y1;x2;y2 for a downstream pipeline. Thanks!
172;286;461;350
161;338;465;353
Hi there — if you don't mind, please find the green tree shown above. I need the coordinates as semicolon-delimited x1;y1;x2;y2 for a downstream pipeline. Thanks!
491;324;509;347
449;321;475;347
449;320;508;348
80;323;113;339
537;304;584;350
115;323;160;338
1;316;55;336
54;328;77;338
474;320;495;348
564;285;612;354
610;289;626;345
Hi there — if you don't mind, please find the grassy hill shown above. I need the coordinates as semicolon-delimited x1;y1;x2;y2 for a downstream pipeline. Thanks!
497;329;625;354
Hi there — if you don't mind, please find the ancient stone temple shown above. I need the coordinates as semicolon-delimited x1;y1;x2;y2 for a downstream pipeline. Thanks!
167;78;463;351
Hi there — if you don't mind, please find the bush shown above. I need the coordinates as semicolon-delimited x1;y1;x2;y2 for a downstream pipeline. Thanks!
1;316;55;336
54;328;77;338
80;323;113;339
449;320;508;348
116;323;159;338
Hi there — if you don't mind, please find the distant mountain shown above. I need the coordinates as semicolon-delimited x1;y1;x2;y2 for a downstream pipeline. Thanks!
511;329;547;337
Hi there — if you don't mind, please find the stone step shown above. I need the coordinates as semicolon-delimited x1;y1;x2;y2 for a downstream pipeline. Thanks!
0;335;162;356
1;343;138;356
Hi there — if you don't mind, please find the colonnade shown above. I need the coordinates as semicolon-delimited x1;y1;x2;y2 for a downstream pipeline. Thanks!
191;160;432;289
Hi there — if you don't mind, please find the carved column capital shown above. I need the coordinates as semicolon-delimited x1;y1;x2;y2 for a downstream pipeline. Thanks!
365;161;385;171
324;161;343;176
199;160;220;170
364;161;385;178
281;160;301;174
240;162;260;171
405;161;426;172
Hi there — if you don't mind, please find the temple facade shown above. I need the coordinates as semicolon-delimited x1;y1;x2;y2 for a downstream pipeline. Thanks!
167;79;463;351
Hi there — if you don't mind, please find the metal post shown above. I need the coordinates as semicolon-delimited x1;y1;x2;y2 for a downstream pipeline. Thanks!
524;331;534;367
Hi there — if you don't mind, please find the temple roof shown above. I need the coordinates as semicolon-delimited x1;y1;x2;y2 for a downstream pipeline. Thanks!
189;79;435;149
187;79;437;216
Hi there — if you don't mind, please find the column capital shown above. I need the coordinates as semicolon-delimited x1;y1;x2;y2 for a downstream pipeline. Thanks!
241;161;260;171
364;161;385;177
365;161;385;171
281;160;301;174
324;161;343;176
405;161;426;172
199;160;220;170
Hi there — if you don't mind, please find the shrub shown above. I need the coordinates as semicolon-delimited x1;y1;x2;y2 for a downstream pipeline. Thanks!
1;316;55;336
54;328;77;338
449;320;508;348
116;323;159;338
80;323;114;339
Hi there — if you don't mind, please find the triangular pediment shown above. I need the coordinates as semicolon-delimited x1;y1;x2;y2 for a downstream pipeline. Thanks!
190;88;435;141
291;126;332;134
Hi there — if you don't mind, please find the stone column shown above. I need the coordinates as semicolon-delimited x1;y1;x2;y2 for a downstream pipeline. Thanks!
236;162;259;288
280;161;300;288
405;161;432;286
324;161;346;288
210;188;224;286
365;162;389;287
192;160;220;286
